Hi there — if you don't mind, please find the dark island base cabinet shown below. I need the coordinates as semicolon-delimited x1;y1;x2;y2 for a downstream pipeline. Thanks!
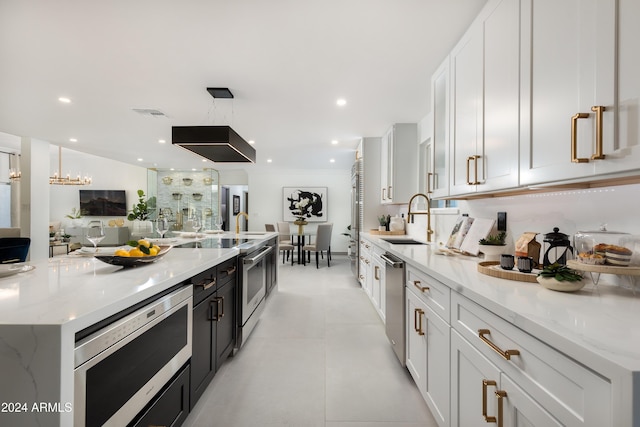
129;364;190;427
190;257;238;410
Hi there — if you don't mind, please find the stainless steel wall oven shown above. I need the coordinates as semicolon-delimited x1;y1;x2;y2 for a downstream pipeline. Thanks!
74;286;192;427
237;242;273;348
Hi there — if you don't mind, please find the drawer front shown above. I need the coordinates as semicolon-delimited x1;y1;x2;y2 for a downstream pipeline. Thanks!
191;266;217;305
216;257;237;287
406;266;450;323
451;292;611;427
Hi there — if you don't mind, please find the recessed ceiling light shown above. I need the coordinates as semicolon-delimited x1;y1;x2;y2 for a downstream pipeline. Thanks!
331;140;338;145
267;159;272;163
202;159;207;162
248;140;255;145
137;158;143;162
58;97;71;103
192;168;197;171
336;98;347;107
330;158;336;163
158;139;166;144
69;138;77;142
170;168;175;171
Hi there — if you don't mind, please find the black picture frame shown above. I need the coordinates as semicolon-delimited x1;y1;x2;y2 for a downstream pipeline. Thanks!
232;195;240;215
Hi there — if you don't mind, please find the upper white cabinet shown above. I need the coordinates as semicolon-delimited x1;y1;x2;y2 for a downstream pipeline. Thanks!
380;123;418;204
449;0;520;196
428;57;450;199
596;0;640;175
519;0;616;185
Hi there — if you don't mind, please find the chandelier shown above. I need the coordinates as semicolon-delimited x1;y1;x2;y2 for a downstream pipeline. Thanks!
49;146;92;185
8;153;20;181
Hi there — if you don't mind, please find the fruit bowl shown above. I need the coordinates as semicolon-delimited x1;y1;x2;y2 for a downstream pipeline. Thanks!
95;245;172;267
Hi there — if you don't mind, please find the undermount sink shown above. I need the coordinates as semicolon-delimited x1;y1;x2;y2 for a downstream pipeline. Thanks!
381;238;428;245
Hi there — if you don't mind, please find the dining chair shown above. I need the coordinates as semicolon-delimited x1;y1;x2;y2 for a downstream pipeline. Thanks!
265;224;276;232
276;222;295;263
302;223;333;268
0;237;31;264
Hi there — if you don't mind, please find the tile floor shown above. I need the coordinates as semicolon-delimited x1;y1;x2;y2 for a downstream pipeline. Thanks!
184;254;438;427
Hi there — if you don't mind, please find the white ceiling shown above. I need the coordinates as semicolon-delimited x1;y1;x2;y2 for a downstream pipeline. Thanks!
0;0;486;172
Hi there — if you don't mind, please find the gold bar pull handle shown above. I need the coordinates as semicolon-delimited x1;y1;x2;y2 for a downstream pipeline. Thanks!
482;379;497;423
591;106;606;160
414;308;420;333
388;186;392;200
381;187;386;200
478;329;520;360
374;265;380;280
472;155;481;185
413;280;429;293
427;172;434;194
495;390;507;427
416;308;425;336
466;156;473;185
571;112;590;163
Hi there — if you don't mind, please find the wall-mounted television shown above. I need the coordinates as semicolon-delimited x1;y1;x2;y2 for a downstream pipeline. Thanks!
79;190;127;216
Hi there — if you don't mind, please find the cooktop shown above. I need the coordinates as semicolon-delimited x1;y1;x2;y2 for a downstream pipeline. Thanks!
174;238;250;249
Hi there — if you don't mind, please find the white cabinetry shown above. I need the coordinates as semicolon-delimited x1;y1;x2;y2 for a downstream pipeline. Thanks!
449;0;519;196
519;0;616;185
405;265;450;427
429;57;450;199
380;124;418;204
358;237;372;294
451;292;611;426
370;247;386;322
598;0;640;176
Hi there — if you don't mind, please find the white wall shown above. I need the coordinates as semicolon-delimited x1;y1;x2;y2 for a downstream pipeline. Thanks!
247;168;352;253
48;147;147;229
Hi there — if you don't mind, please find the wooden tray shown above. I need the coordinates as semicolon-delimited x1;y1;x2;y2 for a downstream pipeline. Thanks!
566;260;640;276
477;261;539;283
369;229;405;235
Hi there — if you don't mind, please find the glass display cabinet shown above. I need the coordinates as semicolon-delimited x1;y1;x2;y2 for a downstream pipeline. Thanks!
147;168;220;232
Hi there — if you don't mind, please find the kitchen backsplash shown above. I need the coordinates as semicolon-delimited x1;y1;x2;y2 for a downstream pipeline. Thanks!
400;183;640;253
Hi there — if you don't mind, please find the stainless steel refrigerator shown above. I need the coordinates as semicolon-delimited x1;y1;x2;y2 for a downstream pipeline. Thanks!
350;159;362;276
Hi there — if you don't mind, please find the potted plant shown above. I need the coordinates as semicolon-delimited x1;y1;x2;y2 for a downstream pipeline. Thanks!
128;190;153;237
478;231;507;262
536;263;585;292
65;207;83;227
378;215;388;232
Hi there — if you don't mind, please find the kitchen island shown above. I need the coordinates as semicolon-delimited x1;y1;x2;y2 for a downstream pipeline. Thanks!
0;233;276;427
361;232;640;427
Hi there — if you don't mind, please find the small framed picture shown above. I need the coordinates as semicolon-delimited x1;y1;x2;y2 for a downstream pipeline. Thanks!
233;195;240;215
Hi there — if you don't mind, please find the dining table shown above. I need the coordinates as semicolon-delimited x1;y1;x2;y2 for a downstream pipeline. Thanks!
292;231;315;265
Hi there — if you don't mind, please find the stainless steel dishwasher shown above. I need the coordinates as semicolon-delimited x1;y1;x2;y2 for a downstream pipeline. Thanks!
382;252;406;366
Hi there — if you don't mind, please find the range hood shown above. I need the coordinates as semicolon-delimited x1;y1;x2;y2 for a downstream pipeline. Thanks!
172;125;256;163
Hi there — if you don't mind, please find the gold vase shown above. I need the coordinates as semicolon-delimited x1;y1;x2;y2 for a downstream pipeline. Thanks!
293;219;308;235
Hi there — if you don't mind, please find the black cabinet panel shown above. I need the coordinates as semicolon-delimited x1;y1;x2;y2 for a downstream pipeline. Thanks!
215;281;236;369
130;364;190;427
190;298;215;409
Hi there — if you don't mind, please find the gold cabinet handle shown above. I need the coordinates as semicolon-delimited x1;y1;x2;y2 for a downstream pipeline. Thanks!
413;280;429;293
382;187;386;200
225;265;237;275
495;390;507;427
478;329;520;360
571;112;590;163
388;186;392;199
427;172;434;194
591;105;606;160
466;155;481;185
374;265;380;280
482;379;497;423
414;308;425;336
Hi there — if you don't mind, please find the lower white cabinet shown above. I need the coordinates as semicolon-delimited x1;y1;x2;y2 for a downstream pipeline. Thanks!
370;249;386;322
406;285;450;427
451;292;611;426
451;330;562;427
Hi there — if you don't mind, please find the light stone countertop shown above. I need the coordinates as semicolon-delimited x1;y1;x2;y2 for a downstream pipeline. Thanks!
361;232;640;377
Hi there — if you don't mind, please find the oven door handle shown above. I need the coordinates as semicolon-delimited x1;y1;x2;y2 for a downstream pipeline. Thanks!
243;245;273;265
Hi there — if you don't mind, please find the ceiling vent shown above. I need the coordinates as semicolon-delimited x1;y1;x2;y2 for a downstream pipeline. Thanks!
132;108;166;117
172;88;255;163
